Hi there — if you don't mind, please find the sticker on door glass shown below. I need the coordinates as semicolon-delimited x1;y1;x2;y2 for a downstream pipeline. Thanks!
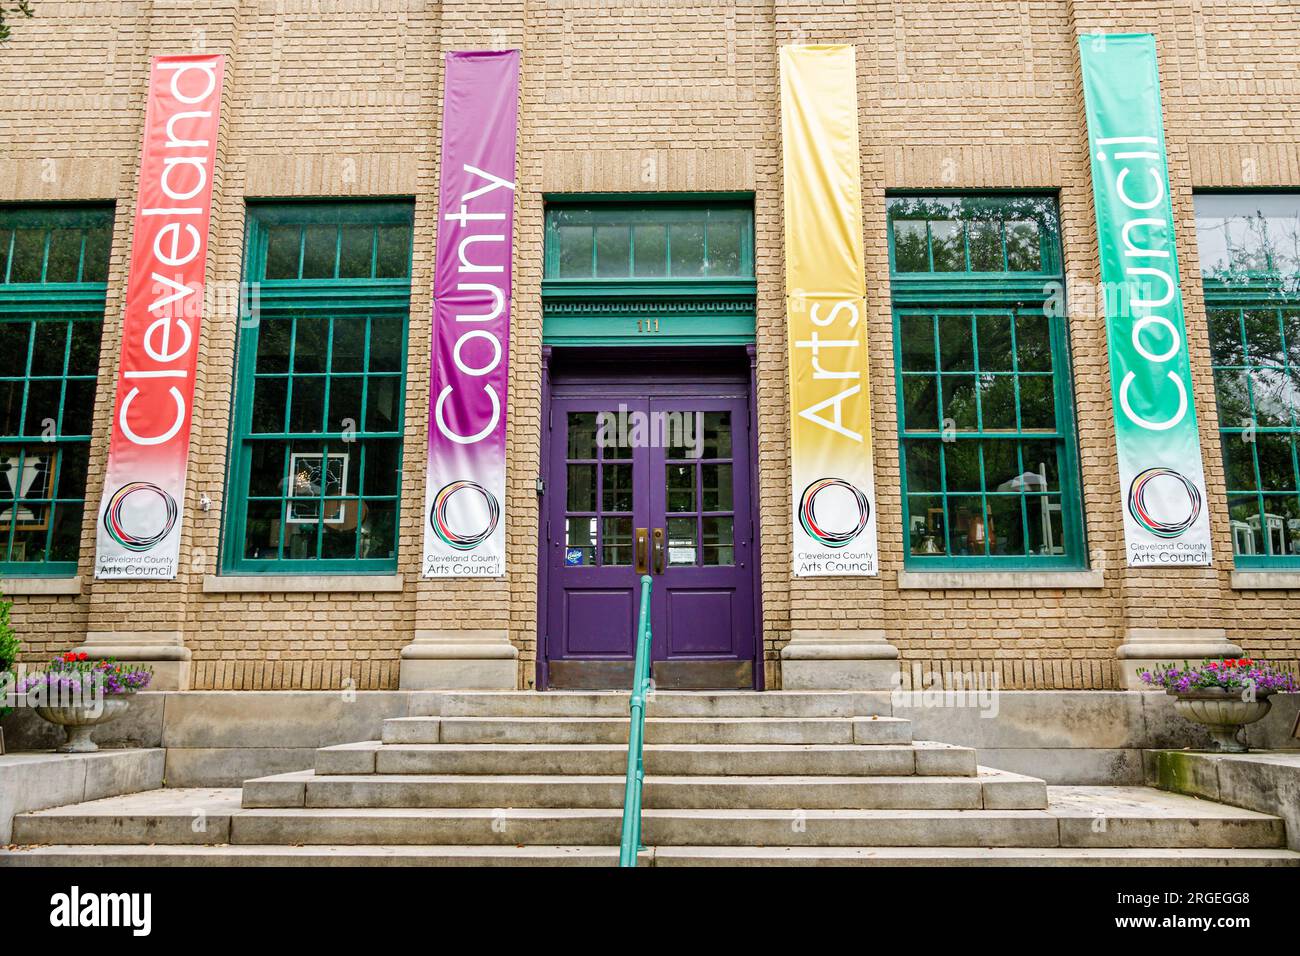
565;548;586;566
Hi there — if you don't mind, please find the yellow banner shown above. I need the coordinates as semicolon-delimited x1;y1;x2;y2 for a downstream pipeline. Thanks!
781;45;878;576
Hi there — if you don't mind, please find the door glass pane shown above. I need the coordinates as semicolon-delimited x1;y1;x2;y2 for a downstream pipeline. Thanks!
567;412;597;459
666;463;694;512
667;516;697;565
567;464;597;511
602;463;633;512
701;463;732;512
702;412;731;458
603;412;633;459
565;516;596;565
602;516;632;566
701;516;734;565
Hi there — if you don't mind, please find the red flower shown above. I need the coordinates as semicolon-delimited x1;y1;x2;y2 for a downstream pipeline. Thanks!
1239;658;1253;667
78;652;89;661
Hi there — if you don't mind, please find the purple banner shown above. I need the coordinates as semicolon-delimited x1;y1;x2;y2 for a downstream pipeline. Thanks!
423;50;520;578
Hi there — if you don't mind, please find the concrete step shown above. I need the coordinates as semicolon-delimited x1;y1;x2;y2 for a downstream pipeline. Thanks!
4;844;1297;867
8;786;1283;851
14;795;1272;850
387;715;913;746
436;691;889;719
241;767;1042;811
220;805;1285;849
651;846;1300;867
317;741;977;778
0;844;627;866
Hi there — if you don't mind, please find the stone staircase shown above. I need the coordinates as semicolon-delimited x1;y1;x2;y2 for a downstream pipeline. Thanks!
3;691;1297;866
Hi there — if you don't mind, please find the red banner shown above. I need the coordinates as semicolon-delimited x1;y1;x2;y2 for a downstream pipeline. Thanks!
95;54;224;579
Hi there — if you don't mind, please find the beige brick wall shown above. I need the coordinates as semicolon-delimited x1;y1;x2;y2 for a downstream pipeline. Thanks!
2;0;1298;689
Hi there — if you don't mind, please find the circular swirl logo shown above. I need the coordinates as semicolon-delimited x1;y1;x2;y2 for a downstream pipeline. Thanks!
1127;467;1202;539
102;482;178;553
798;477;871;548
430;480;500;551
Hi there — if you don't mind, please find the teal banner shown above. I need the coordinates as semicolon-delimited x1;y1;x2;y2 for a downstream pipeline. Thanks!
1080;33;1212;567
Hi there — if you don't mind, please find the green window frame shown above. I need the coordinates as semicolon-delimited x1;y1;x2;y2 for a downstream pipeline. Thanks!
0;204;114;577
541;195;757;347
223;201;414;574
1195;191;1300;568
888;193;1087;569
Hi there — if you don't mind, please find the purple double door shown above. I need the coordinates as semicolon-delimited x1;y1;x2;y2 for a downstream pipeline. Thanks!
542;377;757;689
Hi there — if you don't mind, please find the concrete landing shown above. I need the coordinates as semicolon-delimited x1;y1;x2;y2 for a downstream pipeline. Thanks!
2;785;1293;865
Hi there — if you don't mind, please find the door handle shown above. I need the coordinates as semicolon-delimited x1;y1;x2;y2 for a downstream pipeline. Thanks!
634;527;650;574
652;527;665;574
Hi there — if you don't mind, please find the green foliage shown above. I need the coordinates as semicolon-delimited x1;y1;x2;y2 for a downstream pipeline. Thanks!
0;2;35;44
0;590;16;719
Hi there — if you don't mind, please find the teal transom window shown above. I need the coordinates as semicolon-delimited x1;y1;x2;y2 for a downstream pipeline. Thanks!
541;196;756;347
0;205;114;576
1195;192;1300;566
223;201;413;574
888;194;1086;568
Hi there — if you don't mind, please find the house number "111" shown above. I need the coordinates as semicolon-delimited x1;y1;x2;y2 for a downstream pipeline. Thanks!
636;319;661;333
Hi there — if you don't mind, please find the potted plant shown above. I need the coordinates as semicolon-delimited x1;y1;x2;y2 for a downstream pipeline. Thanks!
18;652;152;753
0;589;16;755
1137;658;1300;753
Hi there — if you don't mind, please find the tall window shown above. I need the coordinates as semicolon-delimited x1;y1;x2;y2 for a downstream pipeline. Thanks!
1195;192;1300;566
889;194;1086;568
224;202;413;573
0;205;113;575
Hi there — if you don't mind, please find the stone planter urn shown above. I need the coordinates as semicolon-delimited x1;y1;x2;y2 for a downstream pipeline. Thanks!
1170;688;1272;753
34;697;132;753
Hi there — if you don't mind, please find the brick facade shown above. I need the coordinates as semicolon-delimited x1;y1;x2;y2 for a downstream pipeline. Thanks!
2;0;1298;690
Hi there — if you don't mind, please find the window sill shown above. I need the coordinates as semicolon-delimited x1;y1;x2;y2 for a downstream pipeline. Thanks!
0;576;83;596
203;574;405;594
1230;570;1300;591
897;569;1103;590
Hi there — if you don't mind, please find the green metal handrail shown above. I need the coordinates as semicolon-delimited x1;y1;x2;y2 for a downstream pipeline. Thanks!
618;574;653;867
